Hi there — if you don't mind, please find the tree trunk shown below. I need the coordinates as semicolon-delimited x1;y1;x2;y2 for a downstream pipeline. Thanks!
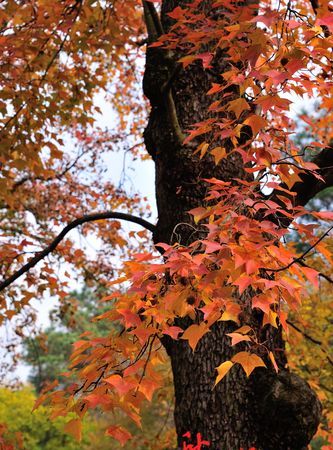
143;1;321;448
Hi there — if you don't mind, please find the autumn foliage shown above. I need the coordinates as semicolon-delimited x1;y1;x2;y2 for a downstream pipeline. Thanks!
0;0;332;448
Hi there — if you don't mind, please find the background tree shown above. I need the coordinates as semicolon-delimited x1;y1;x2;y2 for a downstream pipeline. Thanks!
0;1;332;449
0;387;92;450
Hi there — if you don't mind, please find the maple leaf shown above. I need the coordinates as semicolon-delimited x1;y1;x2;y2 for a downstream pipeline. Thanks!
0;0;330;445
215;360;234;386
219;302;241;323
104;374;136;396
105;426;132;446
317;15;333;32
300;266;319;288
255;95;291;113
227;98;251;119
117;309;142;329
233;275;253;294
210;147;227;165
163;325;184;339
232;352;266;377
227;332;252;346
243;114;267;135
138;378;161;401
64;419;82;441
181;322;210;351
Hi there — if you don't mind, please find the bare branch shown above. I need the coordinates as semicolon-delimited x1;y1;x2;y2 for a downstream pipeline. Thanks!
299;260;333;284
287;319;333;366
292;145;333;207
0;212;156;292
266;144;333;226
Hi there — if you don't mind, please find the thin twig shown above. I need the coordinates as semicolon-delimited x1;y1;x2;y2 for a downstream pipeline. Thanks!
298;260;333;284
265;225;333;273
287;319;333;366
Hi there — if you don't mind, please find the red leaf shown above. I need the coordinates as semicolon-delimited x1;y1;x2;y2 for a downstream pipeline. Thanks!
105;426;132;446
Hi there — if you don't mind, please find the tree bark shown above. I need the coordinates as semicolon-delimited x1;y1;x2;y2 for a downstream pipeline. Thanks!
143;1;321;448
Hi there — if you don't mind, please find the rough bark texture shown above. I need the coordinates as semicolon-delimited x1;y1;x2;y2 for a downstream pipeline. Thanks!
143;1;321;449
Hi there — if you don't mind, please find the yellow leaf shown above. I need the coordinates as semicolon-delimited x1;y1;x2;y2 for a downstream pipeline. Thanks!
64;419;82;441
232;351;266;377
219;302;241;324
215;360;234;386
181;322;210;351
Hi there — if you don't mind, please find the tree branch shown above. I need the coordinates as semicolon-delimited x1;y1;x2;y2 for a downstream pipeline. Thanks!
287;319;333;366
292;145;333;207
143;0;164;39
267;144;333;220
0;212;156;292
264;225;333;273
142;0;185;146
299;260;333;284
309;0;319;14
287;319;322;345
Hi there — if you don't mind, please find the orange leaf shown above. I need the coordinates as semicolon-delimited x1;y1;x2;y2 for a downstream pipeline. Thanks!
226;332;252;346
252;295;276;314
234;325;252;334
105;426;132;446
263;310;278;328
189;206;210;224
211;146;227;164
301;266;319;288
232;351;266;377
227;97;250;119
255;95;291;113
163;326;183;340
64;419;82;442
117;309;141;329
138;378;160;401
179;55;197;68
219;302;241;324
312;211;333;221
207;83;223;95
104;374;136;396
214;360;234;386
181;322;210;351
233;275;253;294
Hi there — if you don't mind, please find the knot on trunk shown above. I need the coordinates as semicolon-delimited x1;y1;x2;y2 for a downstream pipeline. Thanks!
252;370;322;450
